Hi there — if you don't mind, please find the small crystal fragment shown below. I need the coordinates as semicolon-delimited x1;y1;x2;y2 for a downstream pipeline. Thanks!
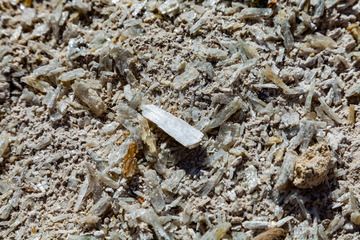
0;131;10;158
118;201;171;240
90;194;112;217
72;81;106;117
158;0;179;16
121;142;138;178
74;176;90;212
59;68;86;83
348;105;356;125
144;170;165;213
305;33;337;50
200;168;224;196
319;97;343;124
161;169;185;193
203;97;243;133
345;83;360;97
238;8;273;20
100;122;120;135
275;10;294;51
190;10;211;35
304;75;316;112
275;150;297;191
200;222;231;240
280;112;299;128
0;204;12;220
141;104;204;148
262;65;297;95
244;165;260;193
227;59;257;86
243;220;269;230
173;66;200;90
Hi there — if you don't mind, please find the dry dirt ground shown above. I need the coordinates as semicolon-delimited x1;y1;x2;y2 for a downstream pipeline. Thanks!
1;0;360;239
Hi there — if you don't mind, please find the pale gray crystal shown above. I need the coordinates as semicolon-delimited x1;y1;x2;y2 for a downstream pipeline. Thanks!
173;66;200;90
72;81;106;116
203;97;243;133
58;68;86;82
345;83;360;97
281;112;300;128
275;150;298;190
238;8;273;20
244;165;259;193
161;169;186;193
90;194;112;217
158;0;179;16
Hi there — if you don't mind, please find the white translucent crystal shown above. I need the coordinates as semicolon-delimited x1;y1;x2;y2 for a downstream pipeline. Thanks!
141;104;204;148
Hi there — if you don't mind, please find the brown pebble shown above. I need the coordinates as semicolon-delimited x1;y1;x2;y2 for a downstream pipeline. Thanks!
253;228;286;240
292;143;331;189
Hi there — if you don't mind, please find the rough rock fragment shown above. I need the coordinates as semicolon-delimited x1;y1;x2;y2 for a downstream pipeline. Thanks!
350;193;360;225
141;104;203;148
21;8;36;29
347;23;360;43
0;204;12;220
253;228;287;240
72;81;106;116
305;33;337;50
293;143;332;189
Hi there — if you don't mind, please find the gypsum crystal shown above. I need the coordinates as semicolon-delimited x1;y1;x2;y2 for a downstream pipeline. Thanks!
202;97;243;133
141;104;204;148
275;150;298;190
72;81;106;117
173;66;200;90
238;8;273;20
